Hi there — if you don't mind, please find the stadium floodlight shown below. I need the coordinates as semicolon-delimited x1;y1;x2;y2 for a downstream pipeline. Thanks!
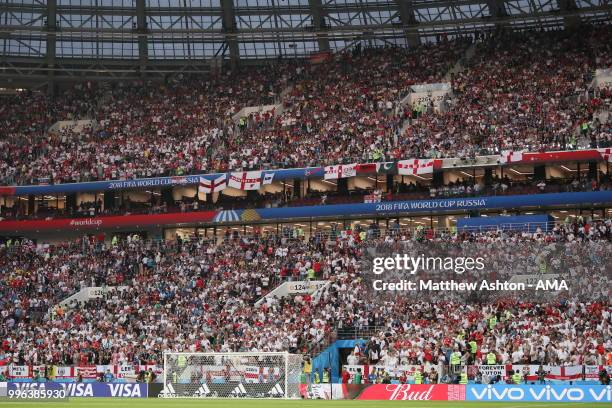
162;352;303;399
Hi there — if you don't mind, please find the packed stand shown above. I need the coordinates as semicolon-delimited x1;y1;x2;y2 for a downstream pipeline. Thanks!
225;41;467;169
0;64;295;186
0;40;467;186
0;217;609;368
1;29;611;187
399;27;612;159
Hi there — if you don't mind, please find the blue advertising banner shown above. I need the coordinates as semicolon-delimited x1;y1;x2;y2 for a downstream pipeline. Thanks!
1;148;608;196
8;382;148;398
466;384;612;402
8;166;326;196
255;192;612;220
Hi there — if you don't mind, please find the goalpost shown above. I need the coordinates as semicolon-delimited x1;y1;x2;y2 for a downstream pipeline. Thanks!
161;352;304;398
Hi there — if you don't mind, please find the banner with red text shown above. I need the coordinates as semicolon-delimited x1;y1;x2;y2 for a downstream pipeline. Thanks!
356;384;466;401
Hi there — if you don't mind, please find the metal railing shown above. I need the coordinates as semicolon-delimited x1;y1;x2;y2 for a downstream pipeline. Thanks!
336;325;390;340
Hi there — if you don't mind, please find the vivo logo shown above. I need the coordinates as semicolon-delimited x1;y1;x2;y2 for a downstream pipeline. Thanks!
471;385;524;401
386;384;434;401
470;385;612;402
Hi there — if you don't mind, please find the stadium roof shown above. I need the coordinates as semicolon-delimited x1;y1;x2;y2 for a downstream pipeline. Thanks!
0;0;609;88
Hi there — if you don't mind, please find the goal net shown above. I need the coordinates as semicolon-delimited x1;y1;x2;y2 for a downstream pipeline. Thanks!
161;352;304;398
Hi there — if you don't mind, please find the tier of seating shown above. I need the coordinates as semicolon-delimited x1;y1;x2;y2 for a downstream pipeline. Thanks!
1;27;609;187
1;219;609;367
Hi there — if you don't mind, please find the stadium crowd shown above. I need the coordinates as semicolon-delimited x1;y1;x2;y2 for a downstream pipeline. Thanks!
0;63;294;186
400;28;612;159
0;41;463;186
0;23;611;383
1;27;609;187
0;217;610;369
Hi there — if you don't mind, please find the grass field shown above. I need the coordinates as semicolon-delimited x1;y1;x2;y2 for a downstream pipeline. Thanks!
1;399;611;408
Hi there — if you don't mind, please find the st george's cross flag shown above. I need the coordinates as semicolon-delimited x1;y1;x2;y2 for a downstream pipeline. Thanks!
228;171;262;190
397;159;435;175
324;164;357;180
198;175;227;194
499;150;524;164
597;148;612;162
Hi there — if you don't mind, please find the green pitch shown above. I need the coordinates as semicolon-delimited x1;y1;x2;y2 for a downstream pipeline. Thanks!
1;400;611;408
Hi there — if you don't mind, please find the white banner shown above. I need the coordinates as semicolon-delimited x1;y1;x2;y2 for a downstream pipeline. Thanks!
243;365;281;383
3;364;163;382
9;366;29;378
228;171;262;190
96;365;113;379
397;159;435;175
584;365;600;379
511;364;569;380
364;194;381;203
593;68;612;89
372;364;421;378
286;281;327;294
199;175;227;193
55;366;73;378
500;150;524;164
307;384;346;400
324;164;357;180
344;364;422;380
408;83;451;110
116;364;137;379
470;365;506;379
76;366;99;379
263;173;274;185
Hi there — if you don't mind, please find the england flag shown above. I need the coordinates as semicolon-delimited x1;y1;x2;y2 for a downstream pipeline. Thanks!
198;175;227;194
228;171;262;190
397;159;435;175
324;164;357;180
499;150;524;164
597;148;612;162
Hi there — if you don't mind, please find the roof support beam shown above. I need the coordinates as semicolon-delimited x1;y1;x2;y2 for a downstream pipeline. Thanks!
46;0;57;95
220;0;240;68
308;0;330;52
136;0;148;76
486;0;509;31
557;0;581;29
394;0;420;47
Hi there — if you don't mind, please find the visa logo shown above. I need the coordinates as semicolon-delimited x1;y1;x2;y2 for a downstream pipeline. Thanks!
108;384;142;398
12;383;46;390
62;383;93;397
